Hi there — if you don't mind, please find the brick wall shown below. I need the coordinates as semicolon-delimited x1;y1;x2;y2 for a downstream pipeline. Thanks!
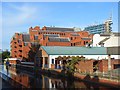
99;59;120;72
11;26;93;61
76;60;93;73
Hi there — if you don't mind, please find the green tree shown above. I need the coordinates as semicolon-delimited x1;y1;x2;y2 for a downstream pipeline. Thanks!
66;56;85;76
2;50;10;64
2;50;10;59
27;43;40;62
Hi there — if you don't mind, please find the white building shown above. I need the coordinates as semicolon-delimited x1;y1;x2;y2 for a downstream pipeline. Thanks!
36;46;119;69
92;32;120;47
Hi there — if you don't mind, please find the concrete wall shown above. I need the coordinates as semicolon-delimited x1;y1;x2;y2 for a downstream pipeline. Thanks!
104;36;120;47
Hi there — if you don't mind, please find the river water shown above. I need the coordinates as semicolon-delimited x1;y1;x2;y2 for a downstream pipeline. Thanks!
0;65;117;89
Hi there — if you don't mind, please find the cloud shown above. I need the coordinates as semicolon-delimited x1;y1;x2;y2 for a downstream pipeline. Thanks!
2;3;40;50
3;3;38;27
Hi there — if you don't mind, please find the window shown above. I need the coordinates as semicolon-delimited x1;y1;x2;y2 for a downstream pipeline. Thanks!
101;43;104;47
84;41;86;45
19;45;22;47
52;59;54;64
18;40;20;43
45;57;48;64
74;43;75;46
19;50;22;52
19;55;22;57
24;42;28;46
34;35;38;40
86;41;88;44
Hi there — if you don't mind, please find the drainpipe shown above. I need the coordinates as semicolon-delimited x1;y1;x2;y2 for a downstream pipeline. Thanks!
108;54;111;71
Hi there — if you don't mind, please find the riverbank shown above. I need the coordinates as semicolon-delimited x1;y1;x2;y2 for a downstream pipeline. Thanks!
15;64;120;88
40;68;120;88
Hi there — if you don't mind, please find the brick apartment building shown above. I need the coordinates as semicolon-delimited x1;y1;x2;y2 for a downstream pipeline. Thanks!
10;26;93;61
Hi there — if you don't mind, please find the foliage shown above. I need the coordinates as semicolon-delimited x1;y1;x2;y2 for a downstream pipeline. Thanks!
66;56;85;75
2;50;10;59
0;50;10;64
27;44;40;62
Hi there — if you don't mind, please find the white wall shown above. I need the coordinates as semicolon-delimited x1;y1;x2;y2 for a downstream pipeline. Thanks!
48;55;106;68
93;34;120;47
104;36;120;47
47;55;120;68
93;34;109;47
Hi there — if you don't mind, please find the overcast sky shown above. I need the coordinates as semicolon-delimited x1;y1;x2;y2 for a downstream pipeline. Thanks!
1;2;118;50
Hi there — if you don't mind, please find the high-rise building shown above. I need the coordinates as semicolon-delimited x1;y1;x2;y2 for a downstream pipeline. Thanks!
84;19;113;34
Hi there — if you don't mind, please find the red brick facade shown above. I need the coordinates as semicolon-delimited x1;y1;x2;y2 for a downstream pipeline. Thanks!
76;60;94;73
98;59;120;72
11;26;93;61
76;59;120;73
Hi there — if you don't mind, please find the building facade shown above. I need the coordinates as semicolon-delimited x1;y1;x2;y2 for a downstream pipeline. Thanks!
92;32;120;47
10;26;93;61
84;19;113;34
36;46;120;73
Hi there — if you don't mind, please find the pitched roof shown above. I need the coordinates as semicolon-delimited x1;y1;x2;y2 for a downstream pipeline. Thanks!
100;34;111;36
45;27;74;32
112;32;120;36
98;37;109;45
41;46;107;55
48;37;70;42
81;37;91;40
71;33;80;36
43;34;59;38
107;47;120;55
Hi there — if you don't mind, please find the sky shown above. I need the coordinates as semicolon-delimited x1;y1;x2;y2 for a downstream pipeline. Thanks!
1;2;118;50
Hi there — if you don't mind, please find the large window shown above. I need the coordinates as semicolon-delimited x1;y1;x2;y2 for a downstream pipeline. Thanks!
45;57;48;64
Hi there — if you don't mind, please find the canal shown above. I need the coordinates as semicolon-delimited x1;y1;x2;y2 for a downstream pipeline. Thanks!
0;65;117;89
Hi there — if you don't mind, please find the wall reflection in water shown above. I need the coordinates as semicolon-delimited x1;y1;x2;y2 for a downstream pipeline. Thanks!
3;66;114;89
